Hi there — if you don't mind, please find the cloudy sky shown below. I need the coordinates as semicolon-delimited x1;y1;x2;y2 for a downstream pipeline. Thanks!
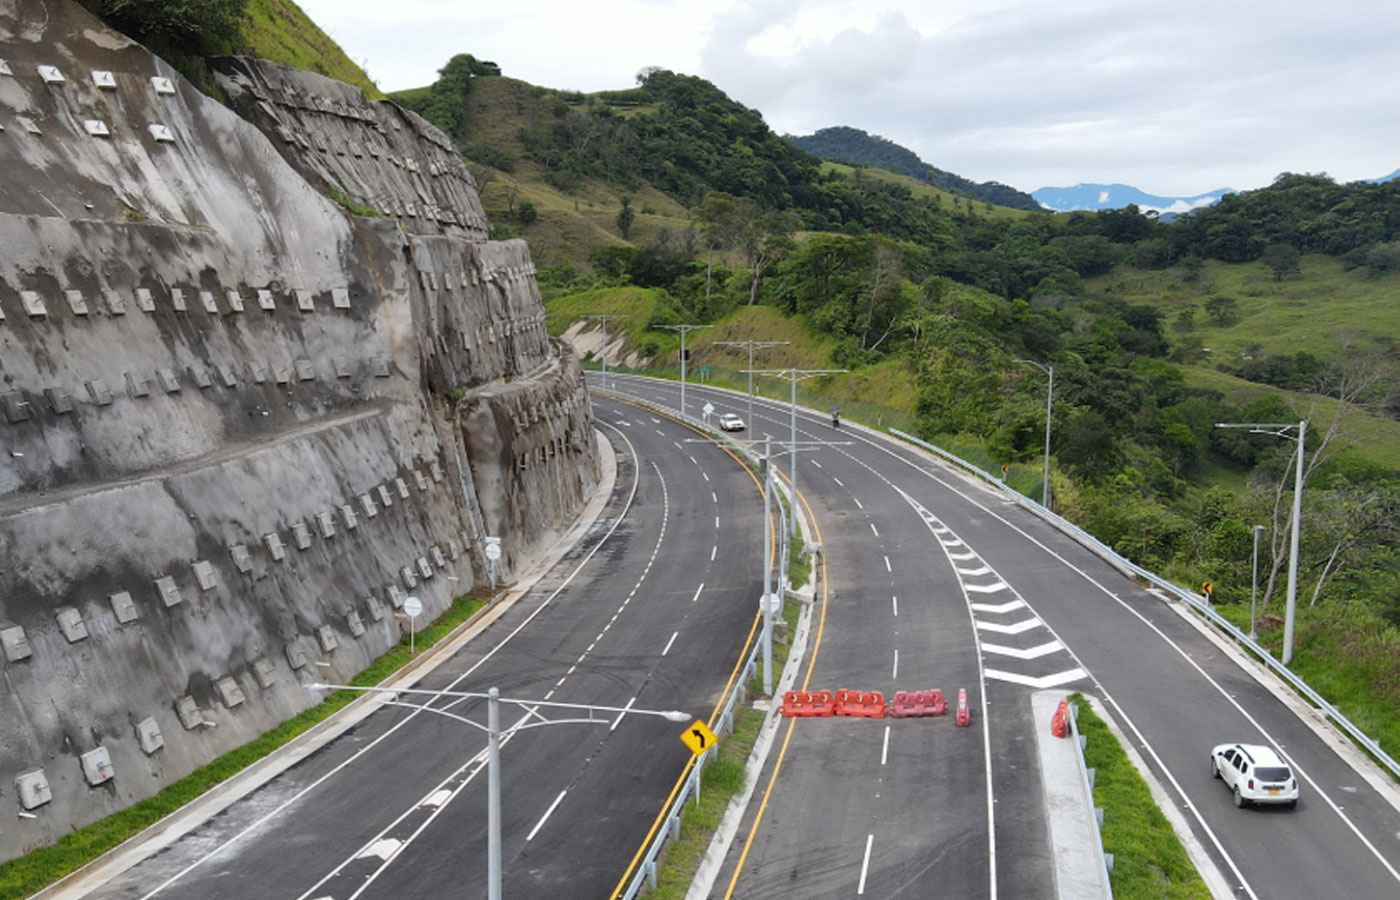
298;0;1400;196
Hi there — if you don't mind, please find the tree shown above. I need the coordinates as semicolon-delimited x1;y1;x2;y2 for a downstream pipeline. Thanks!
517;201;537;226
1261;242;1301;281
1204;295;1238;324
81;0;247;52
616;196;636;240
732;200;797;305
696;192;741;303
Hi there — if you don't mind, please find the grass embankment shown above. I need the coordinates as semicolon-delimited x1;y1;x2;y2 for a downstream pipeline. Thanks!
819;162;1033;223
0;591;490;900
241;0;383;99
1210;601;1400;771
1071;696;1213;900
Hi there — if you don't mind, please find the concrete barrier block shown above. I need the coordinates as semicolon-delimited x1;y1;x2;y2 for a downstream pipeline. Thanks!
147;124;175;143
316;625;337;653
365;596;385;622
340;504;358;530
55;606;88;642
264;532;286;561
134;287;154;312
154;576;183;607
416;556;433;579
2;391;29;423
85;379;113;406
1;621;33;662
387;585;405;609
290;522;311;550
359;494;377;518
200;291;217;313
37;64;65;84
377;484;393;508
346;610;365;637
156;368;180;393
225;290;244;313
136;717;163;754
229;543;252;573
171;288;187;311
150;76;176;95
192;560;218;591
80;747;115;785
315;511;335;538
257;289;275;311
251;657;276;688
285;641;308;670
125;371;152;398
20;290;46;317
109;591;139;624
215;676;245;708
175;695;203;729
15;770;52;809
400;566;417;589
104;290;125;315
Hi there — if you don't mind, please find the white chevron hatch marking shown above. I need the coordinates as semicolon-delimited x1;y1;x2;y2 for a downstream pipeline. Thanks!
975;618;1042;635
980;640;1065;659
957;565;992;577
964;581;1008;593
970;599;1026;614
358;838;402;861
983;668;1088;689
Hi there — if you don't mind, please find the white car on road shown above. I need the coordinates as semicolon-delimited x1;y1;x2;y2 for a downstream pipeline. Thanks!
1211;742;1299;808
717;413;745;432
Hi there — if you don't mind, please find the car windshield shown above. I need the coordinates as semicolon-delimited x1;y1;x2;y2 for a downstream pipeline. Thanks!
1255;766;1291;782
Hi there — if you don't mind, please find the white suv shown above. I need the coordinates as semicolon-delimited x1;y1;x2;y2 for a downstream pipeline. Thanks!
1211;743;1299;808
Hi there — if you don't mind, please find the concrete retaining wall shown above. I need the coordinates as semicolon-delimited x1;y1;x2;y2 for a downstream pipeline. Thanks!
0;0;597;860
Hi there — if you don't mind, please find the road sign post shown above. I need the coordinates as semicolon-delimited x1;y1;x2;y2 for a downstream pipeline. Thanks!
484;536;502;589
680;719;718;756
403;595;422;655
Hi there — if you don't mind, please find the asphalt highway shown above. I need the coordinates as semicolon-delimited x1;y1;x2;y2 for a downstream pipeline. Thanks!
70;401;764;900
597;372;1400;900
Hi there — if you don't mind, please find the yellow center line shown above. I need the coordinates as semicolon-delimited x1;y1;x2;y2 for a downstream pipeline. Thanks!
608;402;771;899
721;471;829;899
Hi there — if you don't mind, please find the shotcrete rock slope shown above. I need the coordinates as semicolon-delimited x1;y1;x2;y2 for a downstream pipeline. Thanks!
0;0;598;860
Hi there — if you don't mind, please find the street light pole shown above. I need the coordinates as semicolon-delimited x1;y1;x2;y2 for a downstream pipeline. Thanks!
714;340;789;432
1251;524;1264;640
747;368;847;535
1214;420;1307;664
306;683;689;900
654;324;712;421
488;687;502;900
1013;358;1054;509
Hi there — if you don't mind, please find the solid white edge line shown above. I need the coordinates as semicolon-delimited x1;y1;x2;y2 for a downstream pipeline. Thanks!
857;833;874;894
526;790;568;842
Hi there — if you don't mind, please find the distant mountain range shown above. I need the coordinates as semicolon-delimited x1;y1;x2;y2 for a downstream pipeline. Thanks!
1368;168;1400;184
785;126;1041;210
1031;184;1236;215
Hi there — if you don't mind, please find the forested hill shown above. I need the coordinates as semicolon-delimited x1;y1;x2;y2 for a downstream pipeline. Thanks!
787;126;1040;210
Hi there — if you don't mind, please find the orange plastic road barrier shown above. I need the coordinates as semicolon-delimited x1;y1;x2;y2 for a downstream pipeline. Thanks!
1050;699;1069;738
955;688;971;727
835;689;886;718
781;690;836;717
890;689;948;718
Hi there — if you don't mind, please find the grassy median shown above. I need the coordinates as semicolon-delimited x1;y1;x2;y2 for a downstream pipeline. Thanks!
0;591;490;900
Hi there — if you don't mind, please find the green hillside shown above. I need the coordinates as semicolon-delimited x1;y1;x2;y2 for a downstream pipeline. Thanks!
789;125;1040;210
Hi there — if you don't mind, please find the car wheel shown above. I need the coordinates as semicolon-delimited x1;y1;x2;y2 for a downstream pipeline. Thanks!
1211;757;1221;779
1233;785;1245;808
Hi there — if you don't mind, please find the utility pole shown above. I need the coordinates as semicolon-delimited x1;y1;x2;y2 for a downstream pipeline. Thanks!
747;368;847;534
654;324;712;420
579;314;625;391
1214;421;1307;664
1013;358;1054;509
714;339;789;431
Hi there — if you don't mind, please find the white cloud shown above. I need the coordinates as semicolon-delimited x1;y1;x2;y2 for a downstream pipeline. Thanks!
295;0;1400;196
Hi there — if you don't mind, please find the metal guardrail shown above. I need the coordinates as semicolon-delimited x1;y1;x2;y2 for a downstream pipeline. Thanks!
1068;702;1115;899
593;383;776;899
890;428;1400;782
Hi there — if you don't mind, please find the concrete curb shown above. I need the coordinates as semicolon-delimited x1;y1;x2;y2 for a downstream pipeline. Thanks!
1032;690;1110;900
34;430;619;900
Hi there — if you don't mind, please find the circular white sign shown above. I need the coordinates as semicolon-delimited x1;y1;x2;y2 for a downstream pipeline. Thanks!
484;542;501;561
403;596;423;617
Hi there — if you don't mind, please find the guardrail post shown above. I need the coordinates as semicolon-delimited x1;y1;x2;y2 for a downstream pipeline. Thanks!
645;860;657;891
